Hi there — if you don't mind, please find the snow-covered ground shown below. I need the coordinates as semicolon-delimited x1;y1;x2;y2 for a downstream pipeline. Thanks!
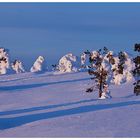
0;71;139;137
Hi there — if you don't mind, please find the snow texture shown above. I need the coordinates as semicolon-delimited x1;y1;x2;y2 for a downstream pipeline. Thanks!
0;71;139;137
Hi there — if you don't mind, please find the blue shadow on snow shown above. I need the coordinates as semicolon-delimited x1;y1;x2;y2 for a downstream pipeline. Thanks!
0;100;140;130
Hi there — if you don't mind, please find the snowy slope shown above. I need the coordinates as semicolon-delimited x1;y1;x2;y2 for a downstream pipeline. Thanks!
0;71;140;137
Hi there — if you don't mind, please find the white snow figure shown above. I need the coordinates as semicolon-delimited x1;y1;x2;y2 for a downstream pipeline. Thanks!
81;52;87;66
58;53;79;72
11;60;25;74
0;48;10;75
30;56;44;73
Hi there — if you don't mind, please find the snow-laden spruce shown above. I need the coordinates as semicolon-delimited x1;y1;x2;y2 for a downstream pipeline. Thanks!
11;60;25;74
30;56;45;72
82;49;134;85
58;53;80;72
110;52;134;85
86;48;135;99
0;48;10;75
80;50;90;69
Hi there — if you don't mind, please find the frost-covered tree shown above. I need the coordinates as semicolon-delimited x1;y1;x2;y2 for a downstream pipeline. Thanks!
110;51;133;85
81;52;87;68
86;49;109;98
133;43;140;95
58;53;79;72
30;56;45;72
80;50;90;68
118;51;126;74
88;51;101;68
11;60;25;73
0;48;10;75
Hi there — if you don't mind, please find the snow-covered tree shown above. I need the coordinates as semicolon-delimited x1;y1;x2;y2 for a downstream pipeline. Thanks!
58;53;79;73
118;51;126;74
87;64;108;98
80;50;90;69
88;51;101;68
86;49;109;98
133;43;140;95
30;56;44;72
11;60;25;73
110;51;126;85
110;51;133;85
0;48;10;75
123;52;134;82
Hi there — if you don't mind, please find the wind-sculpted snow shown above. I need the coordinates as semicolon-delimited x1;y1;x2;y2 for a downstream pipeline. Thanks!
0;72;139;137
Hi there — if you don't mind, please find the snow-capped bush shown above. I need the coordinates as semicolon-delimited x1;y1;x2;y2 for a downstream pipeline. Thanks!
58;53;80;72
11;60;25;73
0;48;10;75
111;52;134;85
30;56;44;72
101;51;134;85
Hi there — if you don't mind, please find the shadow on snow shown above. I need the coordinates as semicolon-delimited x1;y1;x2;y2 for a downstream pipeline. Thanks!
0;78;90;91
0;100;140;130
0;99;97;116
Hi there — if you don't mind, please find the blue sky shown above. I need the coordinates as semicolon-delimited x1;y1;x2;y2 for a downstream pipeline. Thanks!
0;3;140;68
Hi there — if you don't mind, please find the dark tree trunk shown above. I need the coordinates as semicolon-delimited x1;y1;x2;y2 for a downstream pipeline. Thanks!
99;88;102;98
99;78;102;98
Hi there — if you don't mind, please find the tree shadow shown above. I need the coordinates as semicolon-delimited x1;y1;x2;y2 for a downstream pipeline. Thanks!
0;100;140;130
0;73;53;83
0;77;90;91
0;99;97;116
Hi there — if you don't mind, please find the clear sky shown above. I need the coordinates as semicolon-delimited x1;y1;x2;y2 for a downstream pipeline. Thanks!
0;3;140;68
